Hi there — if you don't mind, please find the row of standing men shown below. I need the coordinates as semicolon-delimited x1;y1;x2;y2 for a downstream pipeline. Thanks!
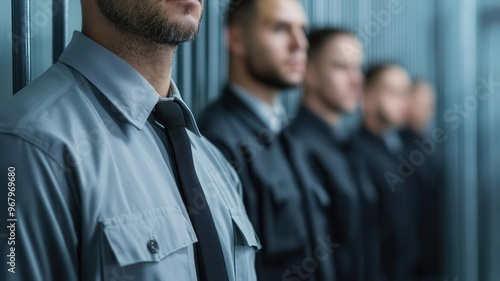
198;0;442;280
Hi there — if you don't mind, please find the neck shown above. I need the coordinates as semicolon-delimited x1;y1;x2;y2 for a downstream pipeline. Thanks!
364;114;389;135
229;61;280;106
410;122;428;135
303;91;341;126
82;26;176;98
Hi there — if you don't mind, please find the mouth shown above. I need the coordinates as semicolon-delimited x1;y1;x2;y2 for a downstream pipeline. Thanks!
288;61;304;71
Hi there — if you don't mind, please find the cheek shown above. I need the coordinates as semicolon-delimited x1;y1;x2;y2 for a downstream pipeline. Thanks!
251;39;285;65
259;35;286;54
382;97;399;117
247;48;269;70
398;100;411;118
323;71;343;90
316;74;335;95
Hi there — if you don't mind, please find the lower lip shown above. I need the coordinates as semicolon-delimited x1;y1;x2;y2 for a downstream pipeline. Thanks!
288;62;303;69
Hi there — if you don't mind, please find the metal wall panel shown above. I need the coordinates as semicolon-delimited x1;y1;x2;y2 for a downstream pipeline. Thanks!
436;1;481;280
0;0;12;103
52;0;68;64
29;0;54;84
478;11;500;281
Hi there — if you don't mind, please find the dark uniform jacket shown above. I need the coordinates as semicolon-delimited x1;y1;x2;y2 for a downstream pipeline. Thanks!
400;128;443;281
198;87;335;281
356;126;421;281
286;106;385;281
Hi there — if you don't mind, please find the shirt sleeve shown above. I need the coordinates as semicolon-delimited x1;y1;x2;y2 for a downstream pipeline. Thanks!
0;134;80;281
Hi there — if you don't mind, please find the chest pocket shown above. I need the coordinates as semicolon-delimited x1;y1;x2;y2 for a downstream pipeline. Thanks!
100;207;198;281
230;208;261;281
251;144;308;257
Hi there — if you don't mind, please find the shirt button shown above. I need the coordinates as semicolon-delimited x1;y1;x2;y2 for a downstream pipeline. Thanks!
147;239;160;254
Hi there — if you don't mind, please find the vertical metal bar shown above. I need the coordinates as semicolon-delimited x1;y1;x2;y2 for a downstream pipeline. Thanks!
11;0;31;94
460;0;479;280
52;0;68;63
193;9;207;116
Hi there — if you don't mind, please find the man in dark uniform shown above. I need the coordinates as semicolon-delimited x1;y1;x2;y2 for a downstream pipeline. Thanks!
403;80;443;281
284;28;385;281
356;64;420;281
199;0;336;280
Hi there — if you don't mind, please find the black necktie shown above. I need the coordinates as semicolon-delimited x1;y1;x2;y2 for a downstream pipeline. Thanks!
154;100;229;281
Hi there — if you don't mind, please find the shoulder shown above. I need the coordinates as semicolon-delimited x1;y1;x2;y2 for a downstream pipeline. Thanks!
198;98;236;133
0;63;101;162
198;98;248;151
0;63;82;128
285;109;326;147
285;116;329;156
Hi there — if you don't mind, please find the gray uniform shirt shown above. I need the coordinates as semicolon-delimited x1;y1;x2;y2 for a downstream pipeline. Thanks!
0;31;260;281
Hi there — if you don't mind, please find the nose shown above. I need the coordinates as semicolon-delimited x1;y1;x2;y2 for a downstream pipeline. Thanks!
290;27;308;51
351;70;364;88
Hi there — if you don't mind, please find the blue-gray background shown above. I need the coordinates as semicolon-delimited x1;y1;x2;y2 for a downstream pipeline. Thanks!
1;0;499;280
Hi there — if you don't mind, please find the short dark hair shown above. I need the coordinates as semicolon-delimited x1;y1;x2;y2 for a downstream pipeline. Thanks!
364;63;399;89
307;28;355;60
226;0;257;27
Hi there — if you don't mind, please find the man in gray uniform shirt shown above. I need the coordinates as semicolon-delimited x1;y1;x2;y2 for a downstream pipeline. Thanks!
0;0;260;280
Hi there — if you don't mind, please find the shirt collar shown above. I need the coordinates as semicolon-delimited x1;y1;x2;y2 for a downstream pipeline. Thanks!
230;83;287;133
158;81;201;136
382;128;403;154
59;31;200;136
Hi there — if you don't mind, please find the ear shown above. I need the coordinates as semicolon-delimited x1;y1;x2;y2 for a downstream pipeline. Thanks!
227;25;246;57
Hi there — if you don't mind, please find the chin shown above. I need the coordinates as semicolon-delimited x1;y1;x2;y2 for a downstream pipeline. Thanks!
287;80;304;88
286;74;305;86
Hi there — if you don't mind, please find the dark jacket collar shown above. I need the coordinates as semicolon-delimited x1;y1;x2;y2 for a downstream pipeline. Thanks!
220;85;273;137
292;105;344;145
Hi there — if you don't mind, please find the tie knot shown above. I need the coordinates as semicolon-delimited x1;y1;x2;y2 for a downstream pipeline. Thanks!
154;101;186;128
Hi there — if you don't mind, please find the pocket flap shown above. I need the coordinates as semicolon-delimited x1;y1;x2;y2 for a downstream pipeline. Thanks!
309;183;331;207
266;178;301;206
229;208;262;251
100;207;197;267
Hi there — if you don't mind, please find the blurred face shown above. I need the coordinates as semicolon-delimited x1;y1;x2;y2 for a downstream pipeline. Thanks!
307;34;364;113
242;0;308;89
410;83;435;129
370;67;411;128
96;0;203;45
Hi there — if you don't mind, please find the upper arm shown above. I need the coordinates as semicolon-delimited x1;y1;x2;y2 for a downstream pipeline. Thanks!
0;134;80;281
